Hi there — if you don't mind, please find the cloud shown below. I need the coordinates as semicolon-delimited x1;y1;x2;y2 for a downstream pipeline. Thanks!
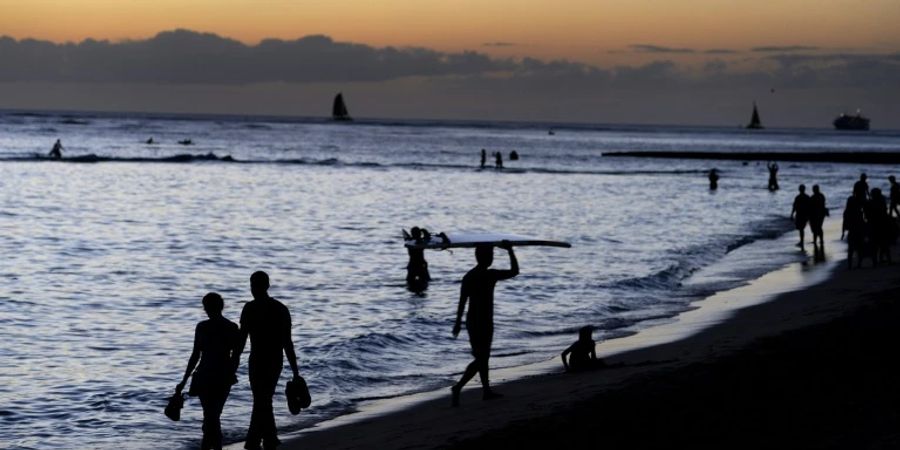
483;42;518;47
629;44;694;54
704;49;738;54
0;29;513;84
751;45;819;53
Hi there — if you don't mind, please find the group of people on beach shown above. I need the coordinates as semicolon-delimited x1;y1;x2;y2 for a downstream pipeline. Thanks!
174;271;301;450
841;173;899;268
480;148;519;169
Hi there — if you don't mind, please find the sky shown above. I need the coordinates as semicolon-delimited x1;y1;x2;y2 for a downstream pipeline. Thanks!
1;0;900;127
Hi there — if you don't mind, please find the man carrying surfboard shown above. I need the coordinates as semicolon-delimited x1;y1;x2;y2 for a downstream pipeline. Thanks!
451;241;518;406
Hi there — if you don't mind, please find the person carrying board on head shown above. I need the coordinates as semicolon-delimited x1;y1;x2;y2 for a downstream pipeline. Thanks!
450;241;518;406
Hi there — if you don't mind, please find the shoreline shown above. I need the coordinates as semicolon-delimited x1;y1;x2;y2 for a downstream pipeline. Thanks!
603;151;900;164
221;222;894;450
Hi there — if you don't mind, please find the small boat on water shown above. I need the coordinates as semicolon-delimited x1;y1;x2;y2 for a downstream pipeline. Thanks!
332;93;352;121
746;102;763;129
833;111;870;131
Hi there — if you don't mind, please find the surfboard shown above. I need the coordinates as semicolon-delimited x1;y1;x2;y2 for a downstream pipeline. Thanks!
404;231;571;250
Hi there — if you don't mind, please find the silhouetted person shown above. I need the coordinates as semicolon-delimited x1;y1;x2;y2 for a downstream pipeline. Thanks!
561;326;604;372
480;149;486;169
809;185;828;251
853;173;870;200
451;243;518;407
708;169;719;190
48;139;63;159
767;162;779;191
842;193;867;268
509;150;519;161
889;176;899;218
791;184;810;248
146;137;155;144
406;227;431;291
867;189;893;265
234;271;301;450
176;293;240;450
495;152;503;169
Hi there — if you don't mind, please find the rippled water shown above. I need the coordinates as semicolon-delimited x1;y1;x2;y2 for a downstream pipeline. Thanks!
1;112;899;449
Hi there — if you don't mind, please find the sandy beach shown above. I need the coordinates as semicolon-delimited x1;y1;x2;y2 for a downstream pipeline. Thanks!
260;231;900;450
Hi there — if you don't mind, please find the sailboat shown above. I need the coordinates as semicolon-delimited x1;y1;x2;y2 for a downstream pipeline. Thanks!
746;101;763;129
332;92;352;121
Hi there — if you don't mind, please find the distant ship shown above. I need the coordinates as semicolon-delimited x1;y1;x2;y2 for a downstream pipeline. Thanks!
833;111;870;131
332;93;352;121
746;102;763;129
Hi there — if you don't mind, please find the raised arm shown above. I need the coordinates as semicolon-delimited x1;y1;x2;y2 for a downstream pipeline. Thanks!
494;242;519;280
452;282;469;338
177;325;202;392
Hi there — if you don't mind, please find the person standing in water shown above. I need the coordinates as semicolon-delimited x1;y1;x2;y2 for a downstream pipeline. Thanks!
175;293;240;450
451;242;518;407
791;184;811;248
767;162;779;191
853;173;870;200
234;271;301;450
406;227;431;290
809;185;828;251
494;151;503;169
708;169;719;190
48;139;63;159
480;149;487;169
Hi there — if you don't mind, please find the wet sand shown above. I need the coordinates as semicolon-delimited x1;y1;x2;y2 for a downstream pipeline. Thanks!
256;232;900;450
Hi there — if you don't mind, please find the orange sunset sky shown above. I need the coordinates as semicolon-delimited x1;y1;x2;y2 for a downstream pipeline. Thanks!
2;0;900;125
4;0;899;64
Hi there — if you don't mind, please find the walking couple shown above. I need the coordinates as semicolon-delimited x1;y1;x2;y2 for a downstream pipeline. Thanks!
175;271;301;450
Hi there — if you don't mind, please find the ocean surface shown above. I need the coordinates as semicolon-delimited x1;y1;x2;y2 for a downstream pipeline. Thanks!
1;112;899;449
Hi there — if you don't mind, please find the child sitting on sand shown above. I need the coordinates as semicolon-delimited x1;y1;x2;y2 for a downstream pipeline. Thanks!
561;326;605;372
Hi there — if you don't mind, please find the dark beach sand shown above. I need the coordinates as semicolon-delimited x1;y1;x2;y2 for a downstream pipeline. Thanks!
263;242;899;450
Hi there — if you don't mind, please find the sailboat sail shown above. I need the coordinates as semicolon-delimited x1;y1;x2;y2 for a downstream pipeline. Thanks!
332;93;352;121
747;102;763;129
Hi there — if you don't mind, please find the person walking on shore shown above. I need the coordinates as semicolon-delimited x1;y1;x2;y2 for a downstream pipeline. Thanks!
854;173;870;200
451;243;518;407
480;149;487;169
175;293;240;450
234;271;301;450
791;184;811;248
708;169;719;190
888;176;899;218
809;185;828;251
767;162;779;191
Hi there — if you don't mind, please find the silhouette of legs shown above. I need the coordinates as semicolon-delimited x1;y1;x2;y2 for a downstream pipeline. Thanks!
246;359;282;450
452;329;499;406
199;386;231;450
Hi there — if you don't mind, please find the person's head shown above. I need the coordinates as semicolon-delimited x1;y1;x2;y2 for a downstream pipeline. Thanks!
250;271;270;299
578;326;594;343
202;292;224;318
890;175;896;183
872;188;883;199
860;173;867;181
475;245;493;267
410;227;421;239
798;184;806;193
812;184;820;194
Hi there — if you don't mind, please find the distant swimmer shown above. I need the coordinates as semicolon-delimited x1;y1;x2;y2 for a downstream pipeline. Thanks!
480;149;486;169
767;162;779;191
888;176;899;217
791;184;811;248
809;185;828;251
451;242;518;406
405;227;431;292
708;169;719;190
495;152;503;169
561;326;605;372
48;139;63;159
509;150;519;161
146;137;155;144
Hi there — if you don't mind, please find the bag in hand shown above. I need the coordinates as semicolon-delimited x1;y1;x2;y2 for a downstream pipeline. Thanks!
285;376;312;415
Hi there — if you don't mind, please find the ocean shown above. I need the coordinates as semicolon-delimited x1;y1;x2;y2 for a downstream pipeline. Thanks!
1;111;899;449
